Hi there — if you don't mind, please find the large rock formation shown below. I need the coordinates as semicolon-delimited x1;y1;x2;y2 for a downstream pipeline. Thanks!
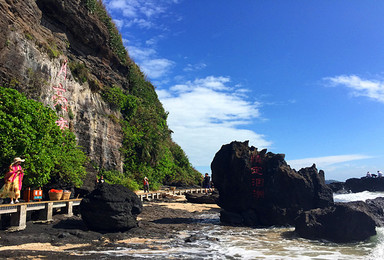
294;203;376;243
0;0;124;177
211;141;334;226
80;183;142;232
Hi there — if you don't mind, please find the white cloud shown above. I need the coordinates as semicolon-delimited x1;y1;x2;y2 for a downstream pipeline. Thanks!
127;45;156;60
183;63;207;72
105;0;178;29
325;75;384;103
140;59;174;79
287;154;373;171
157;76;271;166
126;45;174;79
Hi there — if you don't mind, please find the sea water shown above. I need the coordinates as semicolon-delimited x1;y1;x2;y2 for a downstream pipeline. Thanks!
93;192;384;259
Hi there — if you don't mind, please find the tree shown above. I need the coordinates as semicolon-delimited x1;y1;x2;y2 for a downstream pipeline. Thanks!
0;86;87;188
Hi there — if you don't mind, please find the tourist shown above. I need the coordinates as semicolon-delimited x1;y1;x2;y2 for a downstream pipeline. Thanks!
0;157;25;204
378;171;383;178
143;177;149;193
366;171;372;178
95;175;105;185
203;173;211;193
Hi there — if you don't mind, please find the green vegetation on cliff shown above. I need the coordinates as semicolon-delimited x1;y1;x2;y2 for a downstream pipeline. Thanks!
101;65;201;190
84;0;201;190
0;87;87;188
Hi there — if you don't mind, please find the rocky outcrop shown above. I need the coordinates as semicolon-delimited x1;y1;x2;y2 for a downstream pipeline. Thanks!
345;177;384;193
328;178;384;193
211;141;334;227
295;203;376;243
80;183;142;232
185;192;219;204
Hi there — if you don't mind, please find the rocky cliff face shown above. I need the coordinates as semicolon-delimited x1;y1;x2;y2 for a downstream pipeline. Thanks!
0;0;132;176
211;141;334;226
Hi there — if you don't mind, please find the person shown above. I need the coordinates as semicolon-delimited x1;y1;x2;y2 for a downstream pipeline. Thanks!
99;175;105;183
0;157;25;204
366;171;372;178
203;173;211;193
143;177;149;193
378;171;383;178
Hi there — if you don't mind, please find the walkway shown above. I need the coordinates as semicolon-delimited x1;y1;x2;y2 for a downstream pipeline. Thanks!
136;187;208;201
0;199;81;231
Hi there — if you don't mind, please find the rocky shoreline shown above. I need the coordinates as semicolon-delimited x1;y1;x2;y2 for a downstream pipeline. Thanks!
0;196;220;259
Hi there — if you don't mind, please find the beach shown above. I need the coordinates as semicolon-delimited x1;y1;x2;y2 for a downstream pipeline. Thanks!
2;192;384;259
0;194;220;259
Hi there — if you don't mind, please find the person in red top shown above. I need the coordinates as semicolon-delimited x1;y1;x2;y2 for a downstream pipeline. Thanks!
0;157;25;204
143;177;149;193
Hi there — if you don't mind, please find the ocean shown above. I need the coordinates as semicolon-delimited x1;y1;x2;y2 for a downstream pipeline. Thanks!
96;191;384;259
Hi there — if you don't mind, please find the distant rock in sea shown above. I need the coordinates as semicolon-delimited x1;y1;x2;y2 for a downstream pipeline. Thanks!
328;177;384;193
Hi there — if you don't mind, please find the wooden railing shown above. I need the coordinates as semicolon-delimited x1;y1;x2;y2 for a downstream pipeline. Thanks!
137;188;208;201
0;199;81;231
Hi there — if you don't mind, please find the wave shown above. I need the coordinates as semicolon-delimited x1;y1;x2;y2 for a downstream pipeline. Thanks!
334;191;384;203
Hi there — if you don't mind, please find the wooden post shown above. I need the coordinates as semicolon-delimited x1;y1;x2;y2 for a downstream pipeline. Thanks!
39;202;53;222
10;204;27;230
63;201;73;217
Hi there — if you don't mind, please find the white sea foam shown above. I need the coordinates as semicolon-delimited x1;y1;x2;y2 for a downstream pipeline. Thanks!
334;191;384;202
87;191;384;259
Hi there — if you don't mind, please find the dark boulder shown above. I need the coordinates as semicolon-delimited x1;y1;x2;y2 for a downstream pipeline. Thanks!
80;183;142;232
345;197;384;226
345;177;384;193
211;141;334;227
185;192;219;204
294;203;376;243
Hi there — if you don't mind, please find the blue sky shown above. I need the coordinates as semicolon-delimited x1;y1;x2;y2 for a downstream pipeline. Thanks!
103;0;384;181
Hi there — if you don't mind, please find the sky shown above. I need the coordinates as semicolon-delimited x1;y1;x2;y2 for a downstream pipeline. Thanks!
103;0;384;181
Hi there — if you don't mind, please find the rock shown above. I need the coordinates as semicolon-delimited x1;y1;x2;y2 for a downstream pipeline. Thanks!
211;141;334;227
185;192;219;204
345;197;384;227
294;203;376;243
345;177;384;193
327;181;347;193
80;183;142;232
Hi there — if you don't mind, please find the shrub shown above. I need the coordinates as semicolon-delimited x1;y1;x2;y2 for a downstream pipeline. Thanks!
0;87;87;188
68;61;89;83
100;169;140;191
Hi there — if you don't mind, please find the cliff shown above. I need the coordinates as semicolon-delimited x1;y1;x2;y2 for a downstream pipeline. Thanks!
0;0;199;189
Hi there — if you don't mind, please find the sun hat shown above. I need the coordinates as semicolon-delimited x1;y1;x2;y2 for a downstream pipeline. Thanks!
13;157;25;163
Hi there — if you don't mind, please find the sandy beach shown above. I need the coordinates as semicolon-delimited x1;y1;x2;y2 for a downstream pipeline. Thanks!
0;194;220;259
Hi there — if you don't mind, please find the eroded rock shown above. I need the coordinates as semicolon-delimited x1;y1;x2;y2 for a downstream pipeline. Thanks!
295;204;376;243
211;141;334;226
80;183;142;232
